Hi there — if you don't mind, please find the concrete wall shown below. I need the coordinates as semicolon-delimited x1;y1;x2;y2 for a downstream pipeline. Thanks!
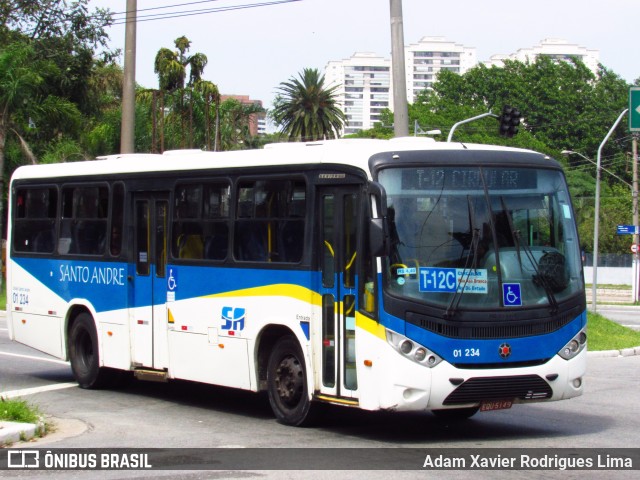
583;267;632;285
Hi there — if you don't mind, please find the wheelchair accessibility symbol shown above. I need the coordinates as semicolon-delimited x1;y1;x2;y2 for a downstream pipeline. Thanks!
502;283;522;307
167;268;178;291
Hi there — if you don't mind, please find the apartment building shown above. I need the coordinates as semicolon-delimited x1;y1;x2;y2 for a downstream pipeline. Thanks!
325;37;598;134
485;38;600;75
404;36;477;102
325;38;476;133
325;52;392;135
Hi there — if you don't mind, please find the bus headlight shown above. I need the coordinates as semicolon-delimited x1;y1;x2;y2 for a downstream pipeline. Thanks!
558;327;587;360
386;330;442;368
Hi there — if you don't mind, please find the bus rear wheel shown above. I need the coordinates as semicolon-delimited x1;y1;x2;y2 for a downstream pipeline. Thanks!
68;312;113;389
267;336;317;426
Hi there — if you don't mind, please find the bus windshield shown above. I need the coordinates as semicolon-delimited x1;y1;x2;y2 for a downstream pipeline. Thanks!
378;165;583;310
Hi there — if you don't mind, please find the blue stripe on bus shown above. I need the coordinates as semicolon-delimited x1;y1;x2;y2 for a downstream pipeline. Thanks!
12;257;321;312
399;310;586;364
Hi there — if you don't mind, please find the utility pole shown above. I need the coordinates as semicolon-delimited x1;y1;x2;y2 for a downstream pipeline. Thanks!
389;0;408;137
120;0;137;154
633;134;639;302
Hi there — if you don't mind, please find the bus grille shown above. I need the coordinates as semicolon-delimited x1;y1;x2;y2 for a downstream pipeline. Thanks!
409;310;576;339
443;374;552;405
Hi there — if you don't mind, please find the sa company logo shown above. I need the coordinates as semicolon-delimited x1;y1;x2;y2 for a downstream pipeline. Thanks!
498;343;512;359
221;306;246;334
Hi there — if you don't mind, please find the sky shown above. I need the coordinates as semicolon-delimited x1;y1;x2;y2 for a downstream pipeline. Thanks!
89;0;639;111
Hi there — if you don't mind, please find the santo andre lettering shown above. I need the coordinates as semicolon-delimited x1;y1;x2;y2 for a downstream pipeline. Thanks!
59;264;126;286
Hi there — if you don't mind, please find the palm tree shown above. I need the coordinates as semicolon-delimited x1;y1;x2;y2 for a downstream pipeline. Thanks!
154;37;209;149
271;68;346;142
194;80;221;151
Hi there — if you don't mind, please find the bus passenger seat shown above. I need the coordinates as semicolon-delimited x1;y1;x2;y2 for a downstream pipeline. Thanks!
178;234;204;259
204;235;228;260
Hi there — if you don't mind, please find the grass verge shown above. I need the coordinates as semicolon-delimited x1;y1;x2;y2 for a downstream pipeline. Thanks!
0;397;42;424
587;311;640;351
0;396;50;445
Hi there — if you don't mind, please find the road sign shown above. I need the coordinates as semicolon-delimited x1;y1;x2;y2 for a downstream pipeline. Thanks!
617;225;639;235
631;244;639;254
630;87;640;132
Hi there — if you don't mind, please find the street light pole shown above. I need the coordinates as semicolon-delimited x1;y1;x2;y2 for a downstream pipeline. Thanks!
591;109;629;313
563;148;636;304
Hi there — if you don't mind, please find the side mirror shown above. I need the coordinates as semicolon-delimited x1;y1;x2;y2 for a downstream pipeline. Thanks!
368;182;389;257
369;217;387;257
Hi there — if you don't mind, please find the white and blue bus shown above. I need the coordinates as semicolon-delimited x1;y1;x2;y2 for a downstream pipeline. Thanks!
7;138;587;425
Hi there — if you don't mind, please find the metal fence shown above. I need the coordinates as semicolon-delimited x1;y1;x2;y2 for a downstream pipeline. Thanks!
582;253;634;268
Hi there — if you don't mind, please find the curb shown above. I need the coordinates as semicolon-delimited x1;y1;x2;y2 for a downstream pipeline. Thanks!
0;420;43;446
587;346;640;358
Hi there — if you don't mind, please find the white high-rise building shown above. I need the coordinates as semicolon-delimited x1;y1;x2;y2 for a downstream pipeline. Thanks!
325;52;392;135
404;36;477;102
325;38;477;134
325;37;599;135
485;38;600;75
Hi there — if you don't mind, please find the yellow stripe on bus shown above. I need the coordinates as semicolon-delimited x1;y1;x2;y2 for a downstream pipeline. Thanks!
356;312;387;340
203;283;322;305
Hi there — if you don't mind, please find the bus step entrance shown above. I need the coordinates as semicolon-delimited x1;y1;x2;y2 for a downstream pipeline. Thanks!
134;369;168;383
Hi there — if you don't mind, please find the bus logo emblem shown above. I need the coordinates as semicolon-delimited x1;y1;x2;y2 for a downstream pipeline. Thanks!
499;343;512;359
222;307;245;332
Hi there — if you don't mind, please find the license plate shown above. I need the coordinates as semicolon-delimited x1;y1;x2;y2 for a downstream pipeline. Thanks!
480;400;513;412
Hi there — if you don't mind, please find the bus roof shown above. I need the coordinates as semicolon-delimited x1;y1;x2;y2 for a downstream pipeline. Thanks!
10;138;549;182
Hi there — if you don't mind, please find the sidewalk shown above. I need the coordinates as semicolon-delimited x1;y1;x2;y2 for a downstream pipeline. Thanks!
586;288;634;304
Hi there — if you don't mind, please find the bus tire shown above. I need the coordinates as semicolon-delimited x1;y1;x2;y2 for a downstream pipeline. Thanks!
68;312;112;389
432;406;479;421
267;336;317;426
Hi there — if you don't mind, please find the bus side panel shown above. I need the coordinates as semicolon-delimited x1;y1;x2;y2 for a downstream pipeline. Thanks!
167;331;251;389
164;266;318;392
10;312;64;359
99;321;132;371
8;260;66;359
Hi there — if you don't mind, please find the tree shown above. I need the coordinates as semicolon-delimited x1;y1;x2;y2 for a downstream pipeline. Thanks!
153;37;212;150
217;98;265;151
271;68;345;141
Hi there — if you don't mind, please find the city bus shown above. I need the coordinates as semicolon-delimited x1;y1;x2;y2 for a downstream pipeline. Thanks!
6;138;587;426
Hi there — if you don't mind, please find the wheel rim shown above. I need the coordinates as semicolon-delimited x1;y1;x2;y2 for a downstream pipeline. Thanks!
274;354;303;408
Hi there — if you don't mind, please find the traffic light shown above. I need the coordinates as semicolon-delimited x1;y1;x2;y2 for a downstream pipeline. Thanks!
499;105;521;138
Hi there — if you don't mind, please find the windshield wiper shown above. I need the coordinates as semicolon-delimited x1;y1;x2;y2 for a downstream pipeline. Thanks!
445;197;481;318
499;197;559;312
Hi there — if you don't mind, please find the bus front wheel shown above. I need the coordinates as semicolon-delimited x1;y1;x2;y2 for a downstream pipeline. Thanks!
68;312;112;389
267;336;317;426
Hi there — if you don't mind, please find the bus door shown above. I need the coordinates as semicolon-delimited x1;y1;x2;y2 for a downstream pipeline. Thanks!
317;186;360;400
131;192;169;369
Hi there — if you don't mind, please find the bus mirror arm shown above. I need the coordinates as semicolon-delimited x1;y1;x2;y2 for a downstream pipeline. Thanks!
369;217;389;257
368;181;390;257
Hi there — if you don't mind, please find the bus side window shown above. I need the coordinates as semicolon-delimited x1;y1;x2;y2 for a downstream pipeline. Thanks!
233;179;306;263
202;183;230;261
59;185;108;256
13;187;57;254
172;183;204;260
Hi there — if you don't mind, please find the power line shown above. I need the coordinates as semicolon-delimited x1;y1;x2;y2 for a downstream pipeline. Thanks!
107;0;302;25
110;0;229;16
